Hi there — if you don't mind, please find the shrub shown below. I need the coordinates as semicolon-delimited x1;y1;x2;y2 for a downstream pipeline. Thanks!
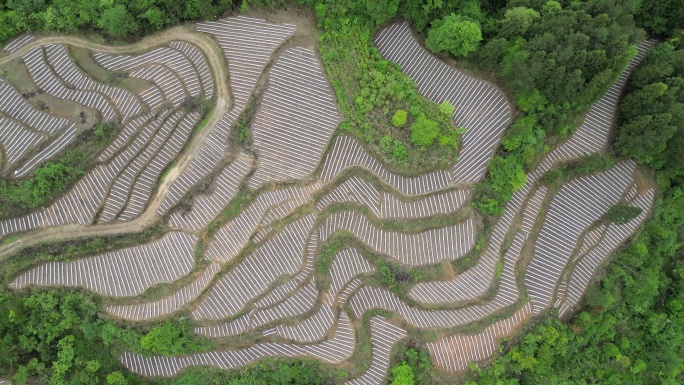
489;155;526;195
392;109;408;127
475;195;503;216
409;105;421;116
380;135;393;154
541;169;564;186
139;321;201;356
377;262;397;291
393;143;407;160
391;362;415;385
439;100;455;116
390;348;433;385
438;135;453;146
410;116;440;146
106;372;128;385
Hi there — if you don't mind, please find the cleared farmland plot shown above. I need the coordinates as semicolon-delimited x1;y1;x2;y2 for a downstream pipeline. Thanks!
0;79;70;135
317;175;470;218
0;117;46;170
121;311;356;377
248;47;340;188
556;189;655;316
106;262;221;321
408;188;545;304
524;161;636;313
192;215;316;320
403;39;655;311
343;317;407;385
319;211;475;266
10;231;198;296
0;105;201;237
539;39;657;171
24;46;119;121
4;34;34;53
158;17;296;215
427;302;533;371
168;156;252;231
320;135;454;194
197;248;372;341
44;44;143;121
0;16;661;383
94;45;208;105
204;184;319;263
0;78;78;177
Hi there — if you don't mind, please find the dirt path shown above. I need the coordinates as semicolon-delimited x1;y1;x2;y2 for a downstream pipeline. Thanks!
0;26;233;260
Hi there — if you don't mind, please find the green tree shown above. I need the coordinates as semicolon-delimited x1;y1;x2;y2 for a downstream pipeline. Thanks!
393;143;407;160
425;14;482;58
392;109;407;127
620;82;669;121
97;4;138;37
139;321;200;356
502;114;537;151
616;43;684;168
184;0;217;20
618;113;679;164
106;371;128;385
362;0;399;26
410;116;440;146
390;362;415;385
439;100;455;116
637;0;684;36
499;6;540;38
141;7;166;30
487;155;526;200
477;0;643;135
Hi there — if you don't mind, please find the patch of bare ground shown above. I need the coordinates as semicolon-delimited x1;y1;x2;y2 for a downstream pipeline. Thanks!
440;259;456;280
243;6;319;48
633;167;655;196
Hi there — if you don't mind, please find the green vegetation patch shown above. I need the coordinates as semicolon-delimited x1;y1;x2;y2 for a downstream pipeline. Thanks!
317;7;459;172
0;123;118;218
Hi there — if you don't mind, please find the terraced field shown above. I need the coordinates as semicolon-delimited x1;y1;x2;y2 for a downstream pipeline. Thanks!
0;16;657;385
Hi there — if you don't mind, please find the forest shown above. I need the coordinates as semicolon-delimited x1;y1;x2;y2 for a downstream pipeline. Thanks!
0;0;682;384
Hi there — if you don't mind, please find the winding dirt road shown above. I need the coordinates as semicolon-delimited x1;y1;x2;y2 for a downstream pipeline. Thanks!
0;26;233;260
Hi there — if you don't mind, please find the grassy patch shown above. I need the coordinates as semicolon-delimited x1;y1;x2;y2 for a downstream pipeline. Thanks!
541;153;616;187
69;46;110;83
70;46;154;95
204;188;254;236
232;96;258;151
317;233;352;273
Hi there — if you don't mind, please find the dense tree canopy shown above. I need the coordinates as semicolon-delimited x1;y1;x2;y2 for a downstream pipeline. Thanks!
616;43;684;169
636;0;684;37
425;14;482;58
475;0;643;136
0;0;235;42
97;4;139;37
